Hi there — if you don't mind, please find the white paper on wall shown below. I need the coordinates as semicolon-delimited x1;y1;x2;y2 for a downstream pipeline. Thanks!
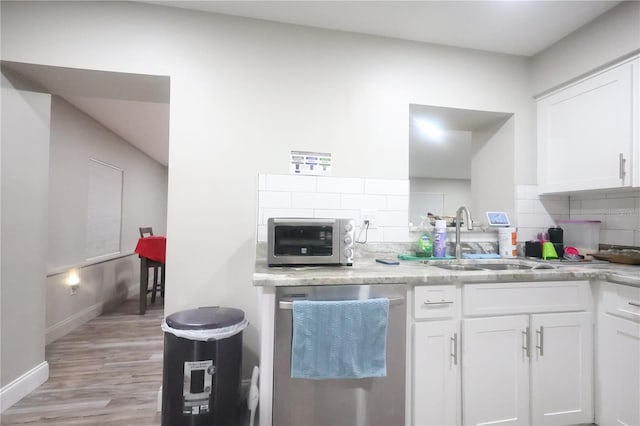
290;150;332;176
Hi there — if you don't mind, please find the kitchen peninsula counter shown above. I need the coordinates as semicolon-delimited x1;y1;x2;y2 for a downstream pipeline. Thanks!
253;244;640;288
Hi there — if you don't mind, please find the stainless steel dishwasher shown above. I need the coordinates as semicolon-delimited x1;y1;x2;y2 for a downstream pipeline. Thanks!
273;284;407;426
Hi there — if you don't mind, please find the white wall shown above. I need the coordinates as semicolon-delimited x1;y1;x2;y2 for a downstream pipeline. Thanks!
471;117;516;224
410;177;471;218
0;81;50;399
0;1;535;377
532;1;640;95
45;96;168;343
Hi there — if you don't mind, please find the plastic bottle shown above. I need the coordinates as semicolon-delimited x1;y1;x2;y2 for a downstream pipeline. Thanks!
417;231;433;257
433;220;447;258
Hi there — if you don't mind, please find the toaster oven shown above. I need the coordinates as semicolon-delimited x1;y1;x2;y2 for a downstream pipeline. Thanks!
267;218;355;266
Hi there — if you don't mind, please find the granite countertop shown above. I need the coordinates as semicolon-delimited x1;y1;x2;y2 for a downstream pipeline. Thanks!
253;244;640;288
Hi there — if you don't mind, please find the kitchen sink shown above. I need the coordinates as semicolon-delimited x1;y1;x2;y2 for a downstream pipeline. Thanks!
473;263;533;270
432;264;486;271
422;259;556;272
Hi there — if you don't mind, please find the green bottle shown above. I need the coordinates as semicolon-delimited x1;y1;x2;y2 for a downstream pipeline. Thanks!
417;231;433;257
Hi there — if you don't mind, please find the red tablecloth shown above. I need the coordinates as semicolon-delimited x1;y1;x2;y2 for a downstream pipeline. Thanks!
135;236;166;263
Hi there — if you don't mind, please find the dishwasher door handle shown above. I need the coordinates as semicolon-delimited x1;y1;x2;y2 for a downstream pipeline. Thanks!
279;296;405;310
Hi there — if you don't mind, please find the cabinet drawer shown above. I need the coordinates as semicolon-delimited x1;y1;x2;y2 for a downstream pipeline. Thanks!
414;285;457;320
601;282;640;321
464;281;590;317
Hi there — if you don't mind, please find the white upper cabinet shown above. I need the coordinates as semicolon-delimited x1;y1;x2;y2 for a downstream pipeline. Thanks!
537;56;639;194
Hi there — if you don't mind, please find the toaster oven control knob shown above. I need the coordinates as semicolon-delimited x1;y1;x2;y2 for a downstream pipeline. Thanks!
344;235;353;245
344;222;353;232
344;248;354;259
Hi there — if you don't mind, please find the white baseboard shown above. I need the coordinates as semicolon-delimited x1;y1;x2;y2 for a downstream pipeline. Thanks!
0;361;49;413
45;303;103;345
46;284;139;345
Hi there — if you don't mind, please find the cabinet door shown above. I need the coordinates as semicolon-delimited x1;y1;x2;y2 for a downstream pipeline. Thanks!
537;58;637;193
413;321;459;426
530;312;593;426
462;316;530;426
600;315;640;426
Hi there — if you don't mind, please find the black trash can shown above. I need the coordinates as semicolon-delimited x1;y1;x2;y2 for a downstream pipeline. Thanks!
161;306;247;426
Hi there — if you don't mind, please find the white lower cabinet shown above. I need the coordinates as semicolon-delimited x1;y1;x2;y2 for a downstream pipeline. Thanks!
463;312;593;426
529;312;593;426
462;281;593;426
413;320;459;426
412;285;460;426
412;281;594;426
597;282;640;426
462;315;530;426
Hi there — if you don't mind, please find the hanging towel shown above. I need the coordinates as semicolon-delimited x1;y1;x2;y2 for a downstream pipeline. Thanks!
291;298;389;380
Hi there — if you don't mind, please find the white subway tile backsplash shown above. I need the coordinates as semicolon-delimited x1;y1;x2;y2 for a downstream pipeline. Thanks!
257;174;410;242
262;208;314;223
358;227;384;243
580;198;633;215
383;227;412;242
570;199;582;212
514;185;639;248
291;192;341;209
517;228;540;242
314;209;361;220
364;178;409;195
516;199;535;214
517;213;557;229
540;194;570;201
378;210;410;227
570;213;607;223
601;229;635;245
387;195;409;211
317;176;364;194
340;194;386;210
538;199;570;215
516;185;539;199
605;215;638;230
259;191;291;209
265;174;317;192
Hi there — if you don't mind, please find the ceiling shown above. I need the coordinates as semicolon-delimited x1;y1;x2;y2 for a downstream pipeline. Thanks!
146;1;620;57
3;1;621;166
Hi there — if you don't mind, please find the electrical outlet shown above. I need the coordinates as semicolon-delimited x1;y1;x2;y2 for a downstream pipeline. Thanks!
362;210;379;229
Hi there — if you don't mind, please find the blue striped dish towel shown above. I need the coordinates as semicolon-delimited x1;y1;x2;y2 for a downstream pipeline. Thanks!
291;298;389;380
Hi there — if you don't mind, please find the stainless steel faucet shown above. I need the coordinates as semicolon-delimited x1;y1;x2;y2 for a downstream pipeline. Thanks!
455;206;473;259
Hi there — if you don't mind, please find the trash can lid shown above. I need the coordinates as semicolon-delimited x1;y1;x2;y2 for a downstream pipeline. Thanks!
166;307;245;330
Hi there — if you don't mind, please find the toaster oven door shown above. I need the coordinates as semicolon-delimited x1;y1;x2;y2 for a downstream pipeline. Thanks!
269;220;340;265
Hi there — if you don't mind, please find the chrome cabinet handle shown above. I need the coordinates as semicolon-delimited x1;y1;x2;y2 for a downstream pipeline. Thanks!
423;300;454;305
451;333;458;365
522;327;530;358
629;302;640;308
536;326;544;356
619;153;626;180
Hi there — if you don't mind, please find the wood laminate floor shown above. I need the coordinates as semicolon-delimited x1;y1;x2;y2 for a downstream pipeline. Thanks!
2;297;166;426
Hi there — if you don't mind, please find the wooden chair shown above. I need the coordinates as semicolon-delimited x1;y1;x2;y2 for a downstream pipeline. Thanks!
139;227;154;238
137;226;164;309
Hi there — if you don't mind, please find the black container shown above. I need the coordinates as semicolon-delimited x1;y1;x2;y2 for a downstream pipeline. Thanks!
525;241;542;258
553;243;565;258
161;307;245;426
548;226;564;244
